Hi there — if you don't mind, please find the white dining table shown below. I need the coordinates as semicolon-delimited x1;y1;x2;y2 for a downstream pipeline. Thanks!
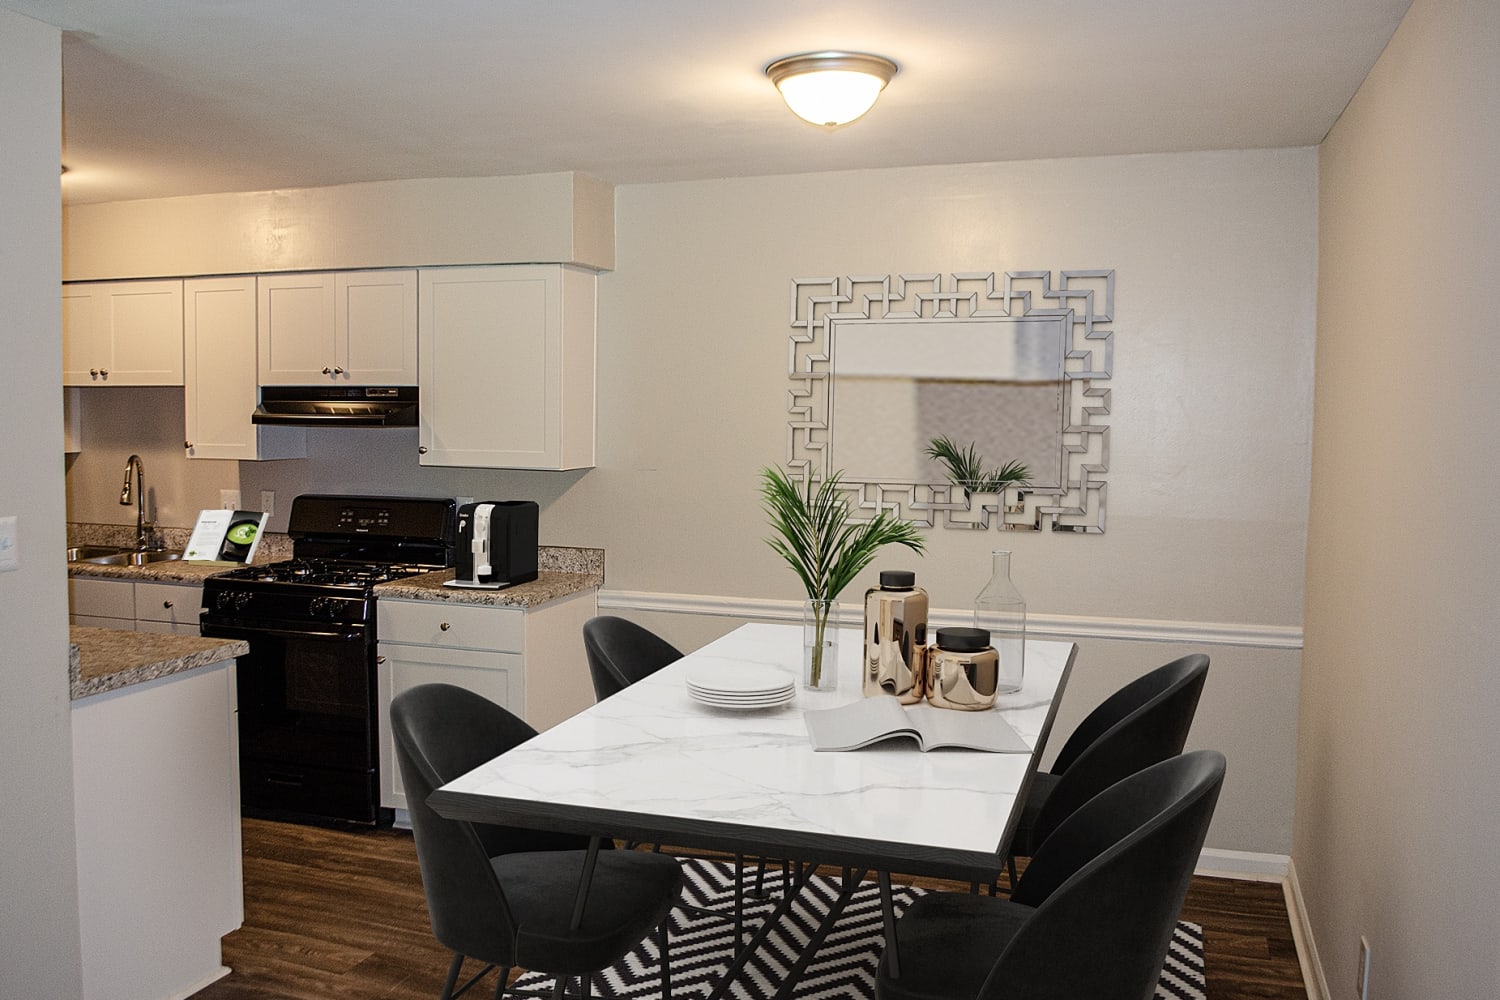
430;621;1077;879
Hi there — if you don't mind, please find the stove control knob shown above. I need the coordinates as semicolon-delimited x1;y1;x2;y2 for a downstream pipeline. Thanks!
234;592;252;611
309;597;339;619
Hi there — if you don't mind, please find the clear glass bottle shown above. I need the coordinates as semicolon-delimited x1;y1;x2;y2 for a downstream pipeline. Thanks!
863;569;928;703
973;550;1025;693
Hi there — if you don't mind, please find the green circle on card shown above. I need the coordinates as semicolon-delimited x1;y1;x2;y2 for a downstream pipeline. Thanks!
226;522;259;545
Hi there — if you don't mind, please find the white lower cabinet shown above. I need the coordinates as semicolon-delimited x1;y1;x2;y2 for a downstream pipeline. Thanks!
69;576;203;634
72;660;242;1000
376;589;597;812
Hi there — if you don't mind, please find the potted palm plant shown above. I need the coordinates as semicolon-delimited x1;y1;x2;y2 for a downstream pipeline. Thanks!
760;466;926;689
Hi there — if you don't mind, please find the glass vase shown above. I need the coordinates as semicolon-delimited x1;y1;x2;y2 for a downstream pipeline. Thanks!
973;550;1025;693
802;598;839;691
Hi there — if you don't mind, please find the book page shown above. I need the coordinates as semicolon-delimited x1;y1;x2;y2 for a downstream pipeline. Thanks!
907;703;1032;753
804;696;917;751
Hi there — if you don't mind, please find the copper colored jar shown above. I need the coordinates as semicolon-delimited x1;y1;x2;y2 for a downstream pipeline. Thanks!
862;570;928;703
926;626;1000;711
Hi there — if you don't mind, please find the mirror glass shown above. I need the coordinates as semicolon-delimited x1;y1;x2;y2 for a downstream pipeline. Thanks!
828;317;1065;487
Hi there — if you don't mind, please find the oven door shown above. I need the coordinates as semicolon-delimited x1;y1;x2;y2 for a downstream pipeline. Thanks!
203;620;387;825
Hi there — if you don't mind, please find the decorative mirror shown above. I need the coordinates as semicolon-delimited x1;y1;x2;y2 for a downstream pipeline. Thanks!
786;270;1115;532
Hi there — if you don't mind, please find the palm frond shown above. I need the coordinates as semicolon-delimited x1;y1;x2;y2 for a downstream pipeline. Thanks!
925;437;1032;493
760;466;926;601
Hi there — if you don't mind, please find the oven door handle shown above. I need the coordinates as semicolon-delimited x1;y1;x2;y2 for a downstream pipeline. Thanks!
201;622;367;643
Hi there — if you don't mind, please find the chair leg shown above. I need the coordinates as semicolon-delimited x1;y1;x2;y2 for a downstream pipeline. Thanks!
1006;853;1019;891
441;953;465;1000
490;966;511;1000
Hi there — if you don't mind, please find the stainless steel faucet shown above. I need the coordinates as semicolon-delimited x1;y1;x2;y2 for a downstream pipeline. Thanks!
118;454;153;550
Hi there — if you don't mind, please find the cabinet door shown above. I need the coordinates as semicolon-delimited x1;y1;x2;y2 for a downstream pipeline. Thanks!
376;642;523;810
63;280;184;385
257;273;336;384
338;270;418;384
418;265;596;470
62;285;109;385
185;277;306;461
68;577;136;623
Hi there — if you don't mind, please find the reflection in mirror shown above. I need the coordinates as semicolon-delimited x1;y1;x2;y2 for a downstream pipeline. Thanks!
829;317;1065;489
788;271;1115;533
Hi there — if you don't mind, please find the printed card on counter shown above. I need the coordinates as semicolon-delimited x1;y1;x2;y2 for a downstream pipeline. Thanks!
804;696;1032;753
184;509;268;563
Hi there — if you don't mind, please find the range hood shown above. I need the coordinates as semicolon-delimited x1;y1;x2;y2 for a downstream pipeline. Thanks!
252;386;419;427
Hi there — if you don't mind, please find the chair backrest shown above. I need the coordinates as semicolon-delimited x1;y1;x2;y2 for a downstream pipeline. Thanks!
983;750;1226;1000
582;615;683;701
390;683;587;963
1032;653;1209;846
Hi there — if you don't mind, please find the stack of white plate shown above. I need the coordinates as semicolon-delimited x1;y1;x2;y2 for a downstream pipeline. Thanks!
687;662;796;710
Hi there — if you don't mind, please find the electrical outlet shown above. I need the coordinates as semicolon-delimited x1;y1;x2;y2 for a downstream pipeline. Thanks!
260;491;276;518
220;489;241;510
457;496;475;509
1357;936;1371;999
0;516;17;572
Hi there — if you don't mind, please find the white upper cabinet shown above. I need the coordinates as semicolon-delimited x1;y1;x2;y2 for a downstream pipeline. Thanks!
184;276;306;461
258;270;417;385
63;279;184;386
418;265;596;470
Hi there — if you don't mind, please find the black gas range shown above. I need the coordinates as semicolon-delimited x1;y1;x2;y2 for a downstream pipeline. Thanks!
200;494;456;826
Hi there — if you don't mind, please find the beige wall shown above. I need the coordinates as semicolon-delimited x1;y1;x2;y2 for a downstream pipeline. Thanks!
66;148;1317;856
1301;0;1500;996
0;10;85;998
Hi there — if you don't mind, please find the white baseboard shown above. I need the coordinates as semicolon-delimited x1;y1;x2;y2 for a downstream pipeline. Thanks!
596;589;1304;650
1284;856;1330;1000
1195;848;1289;882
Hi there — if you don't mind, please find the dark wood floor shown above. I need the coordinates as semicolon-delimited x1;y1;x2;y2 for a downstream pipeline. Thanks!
192;818;1308;1000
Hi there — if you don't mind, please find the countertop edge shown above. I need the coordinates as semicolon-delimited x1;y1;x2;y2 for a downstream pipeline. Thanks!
374;569;601;608
70;627;248;701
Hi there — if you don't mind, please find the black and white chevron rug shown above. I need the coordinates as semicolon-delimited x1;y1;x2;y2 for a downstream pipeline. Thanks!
513;857;1207;999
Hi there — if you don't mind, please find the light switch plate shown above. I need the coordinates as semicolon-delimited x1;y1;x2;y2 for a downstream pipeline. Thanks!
220;489;241;510
260;491;276;518
0;515;17;572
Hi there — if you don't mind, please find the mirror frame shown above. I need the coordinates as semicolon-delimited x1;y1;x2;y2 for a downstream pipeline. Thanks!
786;270;1115;533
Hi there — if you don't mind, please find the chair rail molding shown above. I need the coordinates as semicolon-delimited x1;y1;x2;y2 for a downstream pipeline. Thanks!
596;589;1303;651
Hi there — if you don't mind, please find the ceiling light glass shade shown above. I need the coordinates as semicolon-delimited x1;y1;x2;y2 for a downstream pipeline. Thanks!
765;52;898;127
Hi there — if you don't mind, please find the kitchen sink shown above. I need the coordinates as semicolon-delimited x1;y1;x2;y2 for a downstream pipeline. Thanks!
70;548;184;566
66;545;131;561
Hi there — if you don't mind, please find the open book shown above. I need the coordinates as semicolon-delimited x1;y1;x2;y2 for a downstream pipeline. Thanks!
804;696;1032;753
183;509;268;563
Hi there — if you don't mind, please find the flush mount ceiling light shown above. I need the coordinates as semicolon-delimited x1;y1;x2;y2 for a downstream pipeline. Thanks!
765;51;898;128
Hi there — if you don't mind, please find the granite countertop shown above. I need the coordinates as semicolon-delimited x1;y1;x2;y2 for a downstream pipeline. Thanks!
376;568;602;608
69;626;248;700
66;559;243;584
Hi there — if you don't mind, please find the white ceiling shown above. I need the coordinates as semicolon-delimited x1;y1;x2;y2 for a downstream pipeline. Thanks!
8;0;1411;206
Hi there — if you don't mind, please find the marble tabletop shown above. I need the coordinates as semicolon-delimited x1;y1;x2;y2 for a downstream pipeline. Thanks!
431;622;1076;878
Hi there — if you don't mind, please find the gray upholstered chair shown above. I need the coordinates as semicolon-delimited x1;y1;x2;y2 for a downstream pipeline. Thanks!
877;749;1226;1000
391;683;684;1000
582;615;683;702
1005;652;1209;886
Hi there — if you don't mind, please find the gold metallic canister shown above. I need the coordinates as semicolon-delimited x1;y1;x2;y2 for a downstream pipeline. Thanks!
862;570;928;703
926;626;1000;711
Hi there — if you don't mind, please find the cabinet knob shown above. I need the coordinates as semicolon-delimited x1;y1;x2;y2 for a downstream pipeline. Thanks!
163;600;173;609
333;366;345;375
376;655;386;664
322;367;333;375
89;368;100;378
439;622;451;631
99;369;108;378
418;445;428;454
185;441;193;450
